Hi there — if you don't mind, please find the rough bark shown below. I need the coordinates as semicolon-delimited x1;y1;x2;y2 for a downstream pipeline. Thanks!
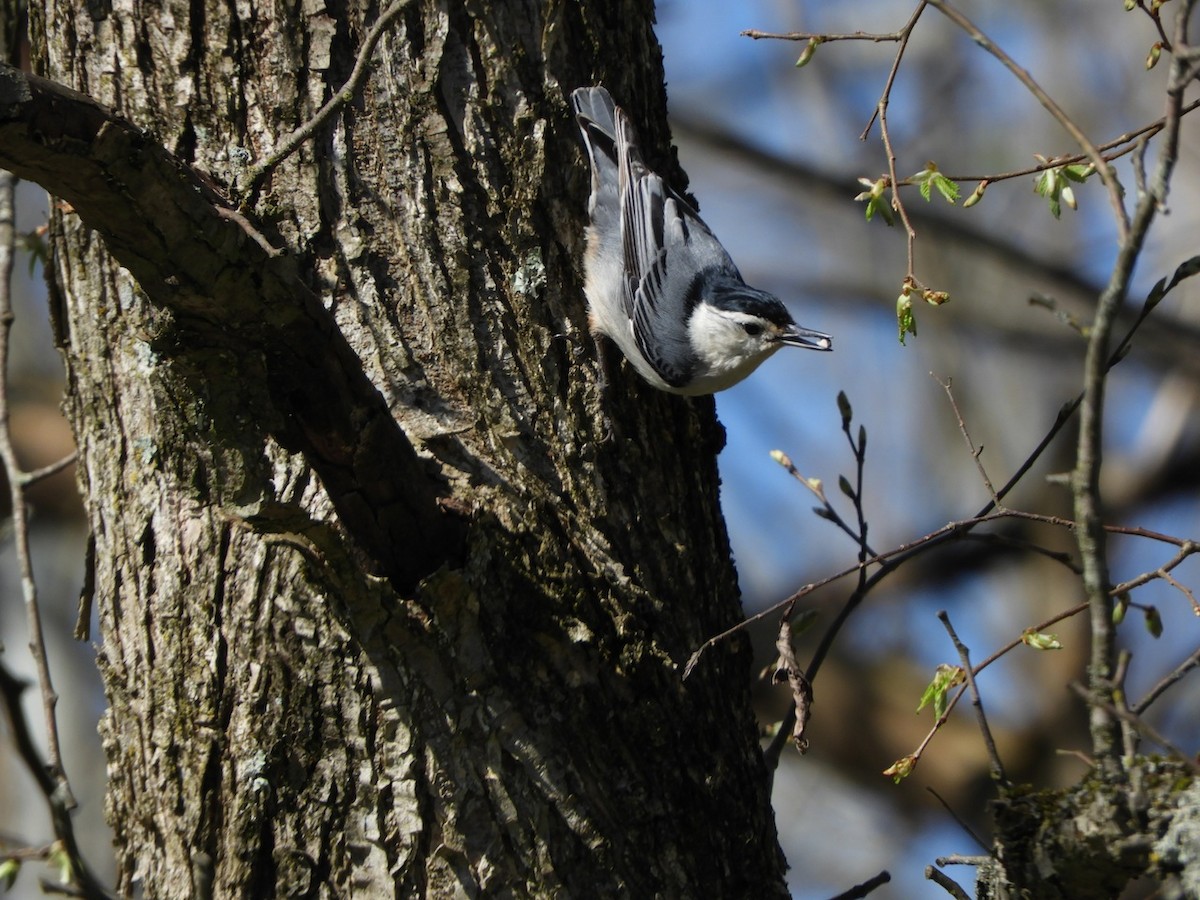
16;1;786;896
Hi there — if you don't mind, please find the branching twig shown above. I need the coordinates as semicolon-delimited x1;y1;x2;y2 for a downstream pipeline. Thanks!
923;0;1128;237
864;3;927;283
1069;681;1200;775
1070;2;1192;770
0;172;111;897
897;603;1088;772
0;171;69;793
765;401;874;767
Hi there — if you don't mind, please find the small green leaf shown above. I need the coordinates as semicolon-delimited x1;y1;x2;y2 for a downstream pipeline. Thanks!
837;390;853;427
917;663;965;719
1021;629;1063;650
963;180;988;208
1144;605;1163;638
1061;164;1093;183
795;37;820;68
858;424;867;453
47;842;71;885
934;173;960;203
1113;592;1130;625
1035;168;1063;218
896;289;916;345
1147;42;1163;70
883;754;917;784
0;859;19;891
855;176;895;226
1034;163;1092;218
838;474;855;499
923;289;950;306
910;163;959;205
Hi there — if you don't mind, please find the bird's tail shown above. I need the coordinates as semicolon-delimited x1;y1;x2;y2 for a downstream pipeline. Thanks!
571;86;618;148
571;86;623;229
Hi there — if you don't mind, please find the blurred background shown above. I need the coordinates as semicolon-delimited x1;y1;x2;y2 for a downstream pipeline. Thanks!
656;1;1200;898
2;2;1199;898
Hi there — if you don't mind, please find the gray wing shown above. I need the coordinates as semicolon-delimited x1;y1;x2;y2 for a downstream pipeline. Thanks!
613;106;736;388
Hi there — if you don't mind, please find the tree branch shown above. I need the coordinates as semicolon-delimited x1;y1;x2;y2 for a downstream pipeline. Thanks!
1071;6;1191;769
0;64;465;592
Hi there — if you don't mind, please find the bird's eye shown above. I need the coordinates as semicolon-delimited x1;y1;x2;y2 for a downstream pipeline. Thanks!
742;323;763;337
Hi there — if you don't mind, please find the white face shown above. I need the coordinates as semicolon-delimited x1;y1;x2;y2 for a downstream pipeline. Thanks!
684;304;785;393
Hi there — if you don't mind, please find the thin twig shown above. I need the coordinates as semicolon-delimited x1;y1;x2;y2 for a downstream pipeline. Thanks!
1134;646;1200;714
936;98;1200;185
934;374;998;504
241;0;414;203
926;787;989;852
1159;569;1200;613
825;870;892;900
0;171;68;791
685;501;1185;677
742;29;905;42
21;451;78;488
861;2;928;139
938;611;1007;783
766;408;874;769
1108;541;1198;596
864;3;928;283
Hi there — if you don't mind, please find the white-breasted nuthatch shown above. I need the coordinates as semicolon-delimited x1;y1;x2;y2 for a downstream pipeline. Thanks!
571;86;831;396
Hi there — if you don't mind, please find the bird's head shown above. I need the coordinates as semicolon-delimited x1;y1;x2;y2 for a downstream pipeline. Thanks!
684;278;831;393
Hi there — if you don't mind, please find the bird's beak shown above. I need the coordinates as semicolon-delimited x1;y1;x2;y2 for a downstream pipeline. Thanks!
777;324;833;351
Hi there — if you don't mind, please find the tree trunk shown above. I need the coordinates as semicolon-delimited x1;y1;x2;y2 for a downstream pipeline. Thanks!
17;1;786;895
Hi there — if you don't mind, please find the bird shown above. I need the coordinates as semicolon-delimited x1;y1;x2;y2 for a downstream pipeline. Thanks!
571;86;831;397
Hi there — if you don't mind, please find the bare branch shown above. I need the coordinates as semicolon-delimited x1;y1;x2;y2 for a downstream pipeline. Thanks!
0;64;465;591
1069;6;1192;768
